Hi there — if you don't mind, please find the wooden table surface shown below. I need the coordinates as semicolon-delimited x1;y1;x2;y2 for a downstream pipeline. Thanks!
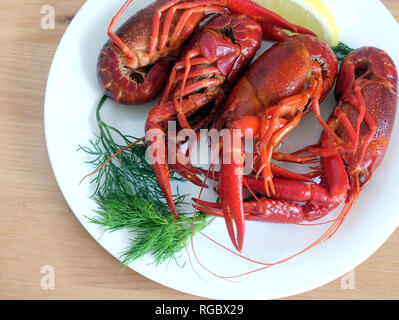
1;0;398;300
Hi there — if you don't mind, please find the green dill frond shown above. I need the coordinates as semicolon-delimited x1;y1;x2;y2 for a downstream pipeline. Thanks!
332;41;354;61
80;96;212;266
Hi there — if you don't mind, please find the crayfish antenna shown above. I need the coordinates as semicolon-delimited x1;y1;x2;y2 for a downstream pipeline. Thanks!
320;195;355;242
79;137;145;185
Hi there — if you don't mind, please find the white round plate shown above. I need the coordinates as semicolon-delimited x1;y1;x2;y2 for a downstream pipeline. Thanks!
45;0;399;299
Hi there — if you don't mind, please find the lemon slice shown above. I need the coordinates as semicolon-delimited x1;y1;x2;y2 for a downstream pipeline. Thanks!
252;0;339;46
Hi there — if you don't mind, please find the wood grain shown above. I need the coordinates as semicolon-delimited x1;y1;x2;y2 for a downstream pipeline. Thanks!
0;0;398;300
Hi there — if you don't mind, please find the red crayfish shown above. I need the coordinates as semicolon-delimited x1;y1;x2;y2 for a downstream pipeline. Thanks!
196;46;398;252
97;0;314;105
194;34;339;251
145;12;263;217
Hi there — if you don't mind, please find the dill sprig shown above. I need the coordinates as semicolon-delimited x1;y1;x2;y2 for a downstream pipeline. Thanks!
332;41;354;61
79;95;212;266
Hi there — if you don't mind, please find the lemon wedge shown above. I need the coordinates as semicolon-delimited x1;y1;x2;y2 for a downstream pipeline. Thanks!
252;0;339;46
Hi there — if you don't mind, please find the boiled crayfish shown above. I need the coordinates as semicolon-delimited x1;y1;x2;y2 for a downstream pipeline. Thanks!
97;0;314;105
190;34;338;251
196;46;398;252
145;13;263;218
